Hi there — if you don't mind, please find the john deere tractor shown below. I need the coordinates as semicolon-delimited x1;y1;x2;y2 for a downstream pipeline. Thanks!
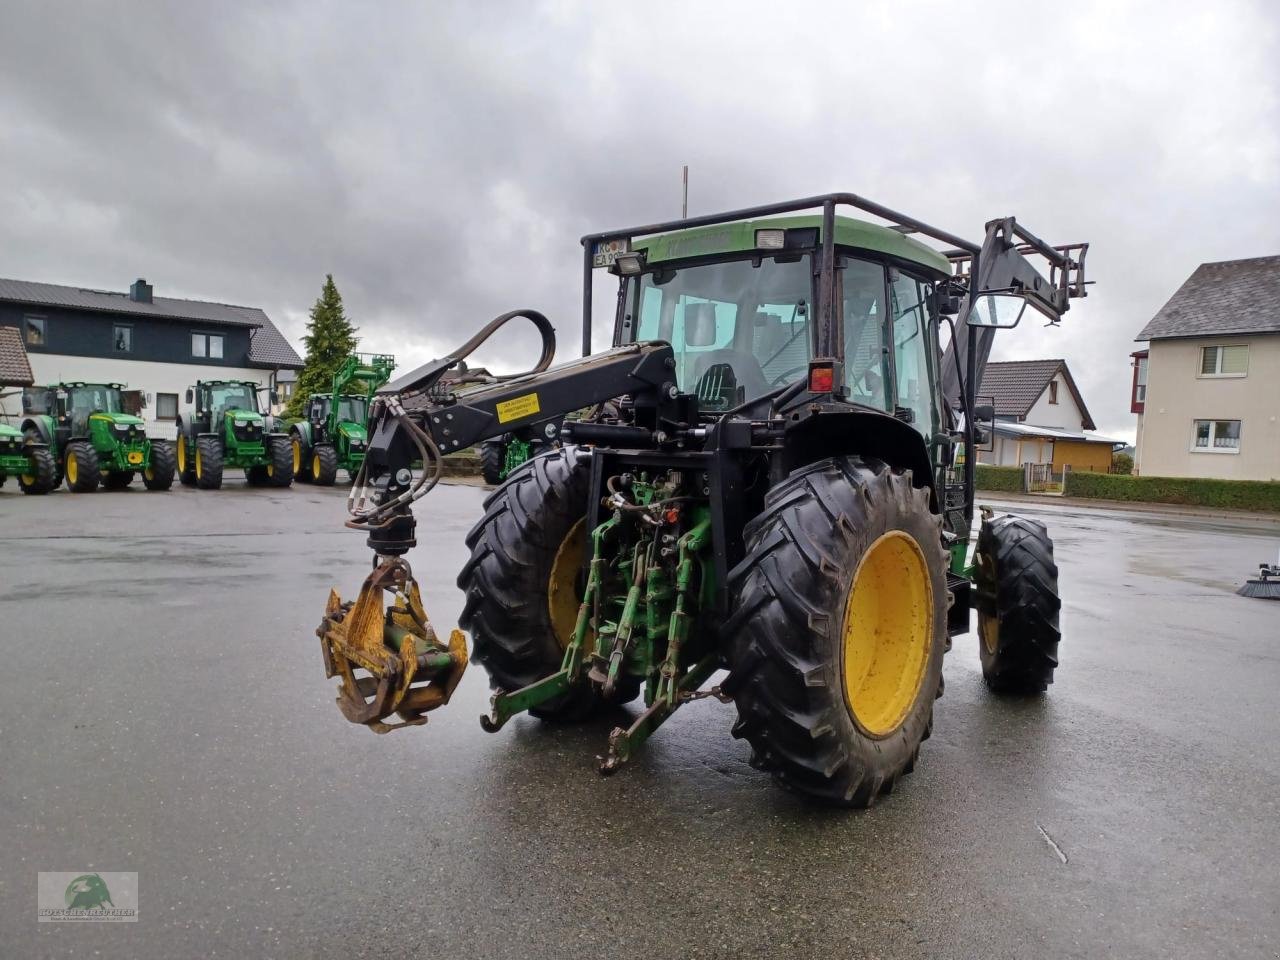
176;380;292;490
0;421;57;493
317;192;1086;806
21;382;175;492
290;353;395;485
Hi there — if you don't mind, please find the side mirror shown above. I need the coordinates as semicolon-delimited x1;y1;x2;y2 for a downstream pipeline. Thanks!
967;293;1027;328
185;388;194;404
972;403;995;423
270;389;279;405
683;302;719;347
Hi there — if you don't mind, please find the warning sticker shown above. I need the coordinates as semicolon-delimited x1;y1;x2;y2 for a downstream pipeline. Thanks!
495;392;541;424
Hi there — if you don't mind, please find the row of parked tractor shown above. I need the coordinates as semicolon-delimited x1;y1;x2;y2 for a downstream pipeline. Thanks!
0;354;398;495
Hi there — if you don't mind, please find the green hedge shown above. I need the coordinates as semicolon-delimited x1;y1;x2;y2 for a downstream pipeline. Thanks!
975;464;1024;492
1064;471;1280;513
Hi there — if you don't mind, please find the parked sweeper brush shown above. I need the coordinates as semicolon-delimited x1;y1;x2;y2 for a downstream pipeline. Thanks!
316;192;1088;806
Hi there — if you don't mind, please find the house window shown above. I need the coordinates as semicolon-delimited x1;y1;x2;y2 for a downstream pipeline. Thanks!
114;324;132;353
24;315;46;347
1199;344;1248;377
1191;419;1241;453
191;333;225;359
155;392;179;420
1048;380;1059;404
1134;355;1148;403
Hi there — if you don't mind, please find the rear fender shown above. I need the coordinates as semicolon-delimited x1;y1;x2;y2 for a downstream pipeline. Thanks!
783;409;939;513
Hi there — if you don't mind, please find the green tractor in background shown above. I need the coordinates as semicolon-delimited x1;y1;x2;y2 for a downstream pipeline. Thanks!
0;422;57;494
176;379;292;490
20;382;175;492
288;353;394;485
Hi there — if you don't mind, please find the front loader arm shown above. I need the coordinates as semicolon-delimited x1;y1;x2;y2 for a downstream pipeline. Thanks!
318;309;678;733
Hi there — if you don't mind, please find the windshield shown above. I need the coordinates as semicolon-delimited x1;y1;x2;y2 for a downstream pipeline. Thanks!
336;397;367;424
209;383;259;417
66;385;124;415
628;255;813;409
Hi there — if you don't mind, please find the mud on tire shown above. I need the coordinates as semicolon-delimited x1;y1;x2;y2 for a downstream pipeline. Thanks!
974;514;1061;694
723;456;949;807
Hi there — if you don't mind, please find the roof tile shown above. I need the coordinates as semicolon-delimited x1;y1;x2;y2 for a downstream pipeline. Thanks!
0;325;35;386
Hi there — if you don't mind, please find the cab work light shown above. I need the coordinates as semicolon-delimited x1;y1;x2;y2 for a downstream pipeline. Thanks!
808;361;836;394
613;252;645;275
755;229;785;249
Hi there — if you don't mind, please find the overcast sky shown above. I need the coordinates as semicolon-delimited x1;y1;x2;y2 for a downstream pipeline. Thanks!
2;1;1277;440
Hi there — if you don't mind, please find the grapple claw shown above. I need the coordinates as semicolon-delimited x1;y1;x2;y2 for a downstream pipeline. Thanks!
317;557;468;732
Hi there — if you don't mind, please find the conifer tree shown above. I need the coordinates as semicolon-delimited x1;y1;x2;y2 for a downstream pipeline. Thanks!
286;274;358;418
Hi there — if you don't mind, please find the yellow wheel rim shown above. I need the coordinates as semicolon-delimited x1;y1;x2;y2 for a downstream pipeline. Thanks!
312;453;321;479
268;461;275;477
195;447;203;478
547;518;589;650
977;553;999;655
67;452;78;484
177;441;186;473
841;530;933;737
21;465;35;484
292;439;301;474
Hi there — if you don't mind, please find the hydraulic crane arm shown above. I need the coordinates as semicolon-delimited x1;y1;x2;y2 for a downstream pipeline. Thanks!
318;310;680;732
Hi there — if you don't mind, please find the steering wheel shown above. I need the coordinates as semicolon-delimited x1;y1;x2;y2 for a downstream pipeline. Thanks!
769;365;810;387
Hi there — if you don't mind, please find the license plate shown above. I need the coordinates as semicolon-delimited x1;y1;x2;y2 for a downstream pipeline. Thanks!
591;238;630;268
127;452;143;464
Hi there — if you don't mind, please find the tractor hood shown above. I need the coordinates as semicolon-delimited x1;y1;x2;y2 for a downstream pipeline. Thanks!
0;422;22;439
92;412;145;427
338;421;368;443
224;409;265;425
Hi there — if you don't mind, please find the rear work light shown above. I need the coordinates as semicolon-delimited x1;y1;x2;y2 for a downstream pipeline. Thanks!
754;229;785;249
808;361;835;394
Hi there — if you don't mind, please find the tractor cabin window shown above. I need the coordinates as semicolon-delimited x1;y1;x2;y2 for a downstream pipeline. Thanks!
842;259;889;411
1199;345;1248;377
889;270;936;435
631;254;814;410
1191;419;1241;453
192;332;225;359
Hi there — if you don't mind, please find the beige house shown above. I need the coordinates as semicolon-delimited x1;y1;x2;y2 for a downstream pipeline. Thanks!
1133;255;1280;481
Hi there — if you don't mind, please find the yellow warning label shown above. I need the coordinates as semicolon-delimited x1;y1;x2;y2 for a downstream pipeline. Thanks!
495;392;541;424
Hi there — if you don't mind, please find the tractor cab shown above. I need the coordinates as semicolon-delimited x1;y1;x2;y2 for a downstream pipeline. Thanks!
197;380;262;422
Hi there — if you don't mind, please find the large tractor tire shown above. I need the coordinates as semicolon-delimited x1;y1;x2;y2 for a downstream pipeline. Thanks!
723;457;948;807
479;440;506;485
267;435;294;487
194;436;224;490
974;514;1061;694
143;441;176;491
290;430;312;483
308;443;339;486
177;435;197;486
64;441;101;493
458;446;635;719
17;444;57;494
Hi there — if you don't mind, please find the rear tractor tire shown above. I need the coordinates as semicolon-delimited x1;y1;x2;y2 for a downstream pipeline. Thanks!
18;444;57;494
479;440;506;485
64;441;101;493
458;446;636;720
724;457;948;807
291;431;312;483
194;436;224;490
309;443;338;486
143;441;176;491
974;514;1061;694
267;435;294;487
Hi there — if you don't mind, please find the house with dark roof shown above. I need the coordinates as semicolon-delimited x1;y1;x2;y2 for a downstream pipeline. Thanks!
976;358;1119;472
1132;255;1280;481
0;276;302;436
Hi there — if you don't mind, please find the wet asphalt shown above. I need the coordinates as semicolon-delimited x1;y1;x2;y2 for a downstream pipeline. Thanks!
1;478;1279;959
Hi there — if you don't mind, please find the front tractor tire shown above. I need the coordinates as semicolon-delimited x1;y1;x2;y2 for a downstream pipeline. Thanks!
724;457;948;807
309;443;339;486
17;444;57;494
974;514;1061;694
177;435;197;486
458;446;624;719
290;431;312;483
479;440;506;485
266;435;294;487
195;436;224;490
64;441;101;493
143;440;176;491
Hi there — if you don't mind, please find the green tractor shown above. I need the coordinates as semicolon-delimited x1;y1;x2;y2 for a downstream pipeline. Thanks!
21;382;175;492
317;193;1087;806
289;353;395;485
0;421;58;493
175;379;292;490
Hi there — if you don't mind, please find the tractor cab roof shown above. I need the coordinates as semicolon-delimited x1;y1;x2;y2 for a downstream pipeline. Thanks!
198;379;260;387
632;214;952;278
46;381;128;390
